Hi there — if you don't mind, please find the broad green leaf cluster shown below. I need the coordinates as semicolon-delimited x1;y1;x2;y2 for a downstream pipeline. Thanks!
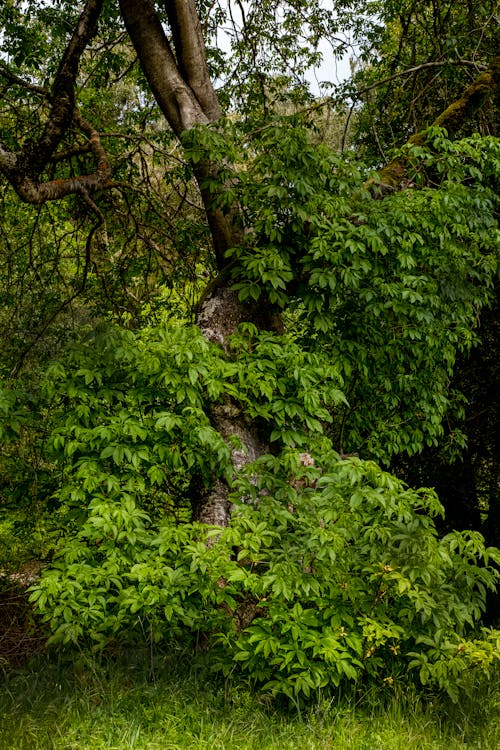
37;320;344;523
31;446;500;703
219;124;500;459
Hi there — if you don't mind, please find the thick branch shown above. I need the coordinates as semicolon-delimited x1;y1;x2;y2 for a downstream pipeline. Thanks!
431;56;499;132
0;0;106;201
119;0;208;134
163;0;221;121
22;0;104;178
119;0;238;265
6;113;112;204
376;55;500;190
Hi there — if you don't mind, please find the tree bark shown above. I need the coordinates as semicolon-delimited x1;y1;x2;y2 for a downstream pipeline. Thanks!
24;0;105;178
163;0;222;122
0;0;275;528
119;0;279;525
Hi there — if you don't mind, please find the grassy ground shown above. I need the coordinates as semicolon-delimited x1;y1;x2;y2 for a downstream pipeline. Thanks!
1;648;499;750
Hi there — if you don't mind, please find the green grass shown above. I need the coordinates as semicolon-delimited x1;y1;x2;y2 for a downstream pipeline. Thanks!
1;649;499;750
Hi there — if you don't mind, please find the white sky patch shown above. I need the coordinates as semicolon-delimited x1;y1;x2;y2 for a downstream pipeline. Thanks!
214;0;358;95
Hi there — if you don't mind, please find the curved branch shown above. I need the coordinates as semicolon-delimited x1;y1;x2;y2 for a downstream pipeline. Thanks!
0;63;48;97
119;0;238;266
431;56;499;132
6;113;112;204
22;0;105;178
374;55;500;191
0;0;107;203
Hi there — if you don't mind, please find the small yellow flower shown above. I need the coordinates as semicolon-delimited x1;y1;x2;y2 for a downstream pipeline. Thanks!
383;676;394;686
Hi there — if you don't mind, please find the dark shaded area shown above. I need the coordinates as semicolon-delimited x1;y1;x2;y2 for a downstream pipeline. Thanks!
0;570;46;667
393;296;500;622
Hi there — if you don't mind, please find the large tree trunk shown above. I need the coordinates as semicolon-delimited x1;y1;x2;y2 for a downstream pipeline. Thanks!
195;282;283;524
119;0;279;525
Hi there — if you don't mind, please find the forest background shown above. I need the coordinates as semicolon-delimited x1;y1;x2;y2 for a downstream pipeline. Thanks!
0;1;500;744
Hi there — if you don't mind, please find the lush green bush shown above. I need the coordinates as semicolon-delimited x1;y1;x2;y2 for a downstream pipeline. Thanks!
20;126;500;704
31;440;500;703
226;126;500;460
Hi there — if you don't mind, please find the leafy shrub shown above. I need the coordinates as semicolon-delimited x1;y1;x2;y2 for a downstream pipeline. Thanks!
226;126;500;460
34;321;344;528
31;447;500;703
25;126;500;705
221;452;500;702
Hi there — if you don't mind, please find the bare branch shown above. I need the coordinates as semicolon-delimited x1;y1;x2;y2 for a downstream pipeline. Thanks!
355;59;487;98
0;63;48;97
0;0;108;206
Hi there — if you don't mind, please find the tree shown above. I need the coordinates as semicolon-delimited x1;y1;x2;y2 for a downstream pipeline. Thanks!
1;0;498;523
1;0;500;698
0;0;350;524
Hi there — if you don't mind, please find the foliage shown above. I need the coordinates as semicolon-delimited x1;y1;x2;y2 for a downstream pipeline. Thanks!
5;116;496;703
0;384;59;571
20;319;343;519
217;123;500;459
339;0;500;537
2;653;499;750
348;0;500;158
31;431;500;702
1;0;499;715
222;454;500;703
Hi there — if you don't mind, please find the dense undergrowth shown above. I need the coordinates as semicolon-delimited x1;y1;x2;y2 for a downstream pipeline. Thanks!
1;646;500;750
2;318;500;704
1;127;499;741
2;577;499;748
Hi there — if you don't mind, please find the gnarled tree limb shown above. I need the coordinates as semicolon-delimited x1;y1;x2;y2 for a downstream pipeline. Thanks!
373;55;500;191
0;0;108;201
4;113;112;205
21;0;105;179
